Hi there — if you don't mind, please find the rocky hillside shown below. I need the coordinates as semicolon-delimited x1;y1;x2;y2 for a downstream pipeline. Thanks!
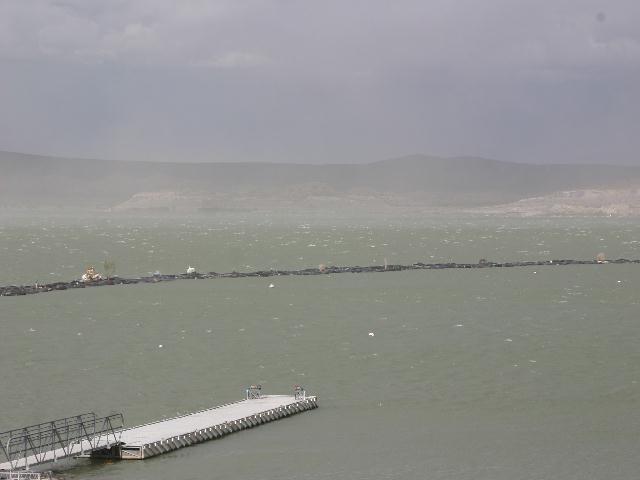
472;188;640;217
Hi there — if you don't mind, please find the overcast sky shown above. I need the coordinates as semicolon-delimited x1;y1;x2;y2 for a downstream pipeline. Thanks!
1;0;639;164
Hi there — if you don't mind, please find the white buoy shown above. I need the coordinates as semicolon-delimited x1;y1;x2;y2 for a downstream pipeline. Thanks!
158;344;164;348
368;332;375;337
268;283;275;288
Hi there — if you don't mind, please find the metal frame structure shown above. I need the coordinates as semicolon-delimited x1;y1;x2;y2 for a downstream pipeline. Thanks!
293;385;306;400
0;413;124;471
245;385;262;400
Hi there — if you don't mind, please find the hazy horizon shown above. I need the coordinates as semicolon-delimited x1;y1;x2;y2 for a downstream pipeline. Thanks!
1;148;640;168
4;150;640;215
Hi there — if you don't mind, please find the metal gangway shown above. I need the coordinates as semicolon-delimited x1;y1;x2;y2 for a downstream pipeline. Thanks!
0;412;124;475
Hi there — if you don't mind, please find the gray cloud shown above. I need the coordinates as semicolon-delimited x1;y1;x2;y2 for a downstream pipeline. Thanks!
0;0;639;164
0;0;268;65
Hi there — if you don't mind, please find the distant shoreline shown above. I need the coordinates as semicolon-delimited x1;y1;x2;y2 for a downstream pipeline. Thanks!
3;151;640;213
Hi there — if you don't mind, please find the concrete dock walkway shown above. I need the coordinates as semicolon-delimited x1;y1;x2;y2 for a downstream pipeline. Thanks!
116;394;318;460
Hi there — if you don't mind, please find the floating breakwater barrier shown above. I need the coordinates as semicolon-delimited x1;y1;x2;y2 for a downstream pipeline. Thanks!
1;258;637;297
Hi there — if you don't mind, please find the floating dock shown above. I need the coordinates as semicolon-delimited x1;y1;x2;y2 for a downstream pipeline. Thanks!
0;387;317;477
114;392;317;460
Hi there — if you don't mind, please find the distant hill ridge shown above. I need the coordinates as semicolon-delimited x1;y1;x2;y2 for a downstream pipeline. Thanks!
1;150;639;209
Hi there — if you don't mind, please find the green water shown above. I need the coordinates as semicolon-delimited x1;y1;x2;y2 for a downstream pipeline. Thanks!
1;213;640;479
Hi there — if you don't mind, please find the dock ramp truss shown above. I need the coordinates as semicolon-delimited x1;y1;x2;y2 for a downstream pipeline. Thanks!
0;413;123;478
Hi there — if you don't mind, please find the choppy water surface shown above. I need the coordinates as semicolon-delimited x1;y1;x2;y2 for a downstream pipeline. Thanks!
1;212;640;480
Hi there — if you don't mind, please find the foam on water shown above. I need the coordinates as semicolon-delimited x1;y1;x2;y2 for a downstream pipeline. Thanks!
1;213;640;479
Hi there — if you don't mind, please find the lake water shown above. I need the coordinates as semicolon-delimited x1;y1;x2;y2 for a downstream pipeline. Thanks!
1;212;640;479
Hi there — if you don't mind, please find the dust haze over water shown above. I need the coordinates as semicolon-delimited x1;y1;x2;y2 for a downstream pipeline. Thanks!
2;1;640;479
